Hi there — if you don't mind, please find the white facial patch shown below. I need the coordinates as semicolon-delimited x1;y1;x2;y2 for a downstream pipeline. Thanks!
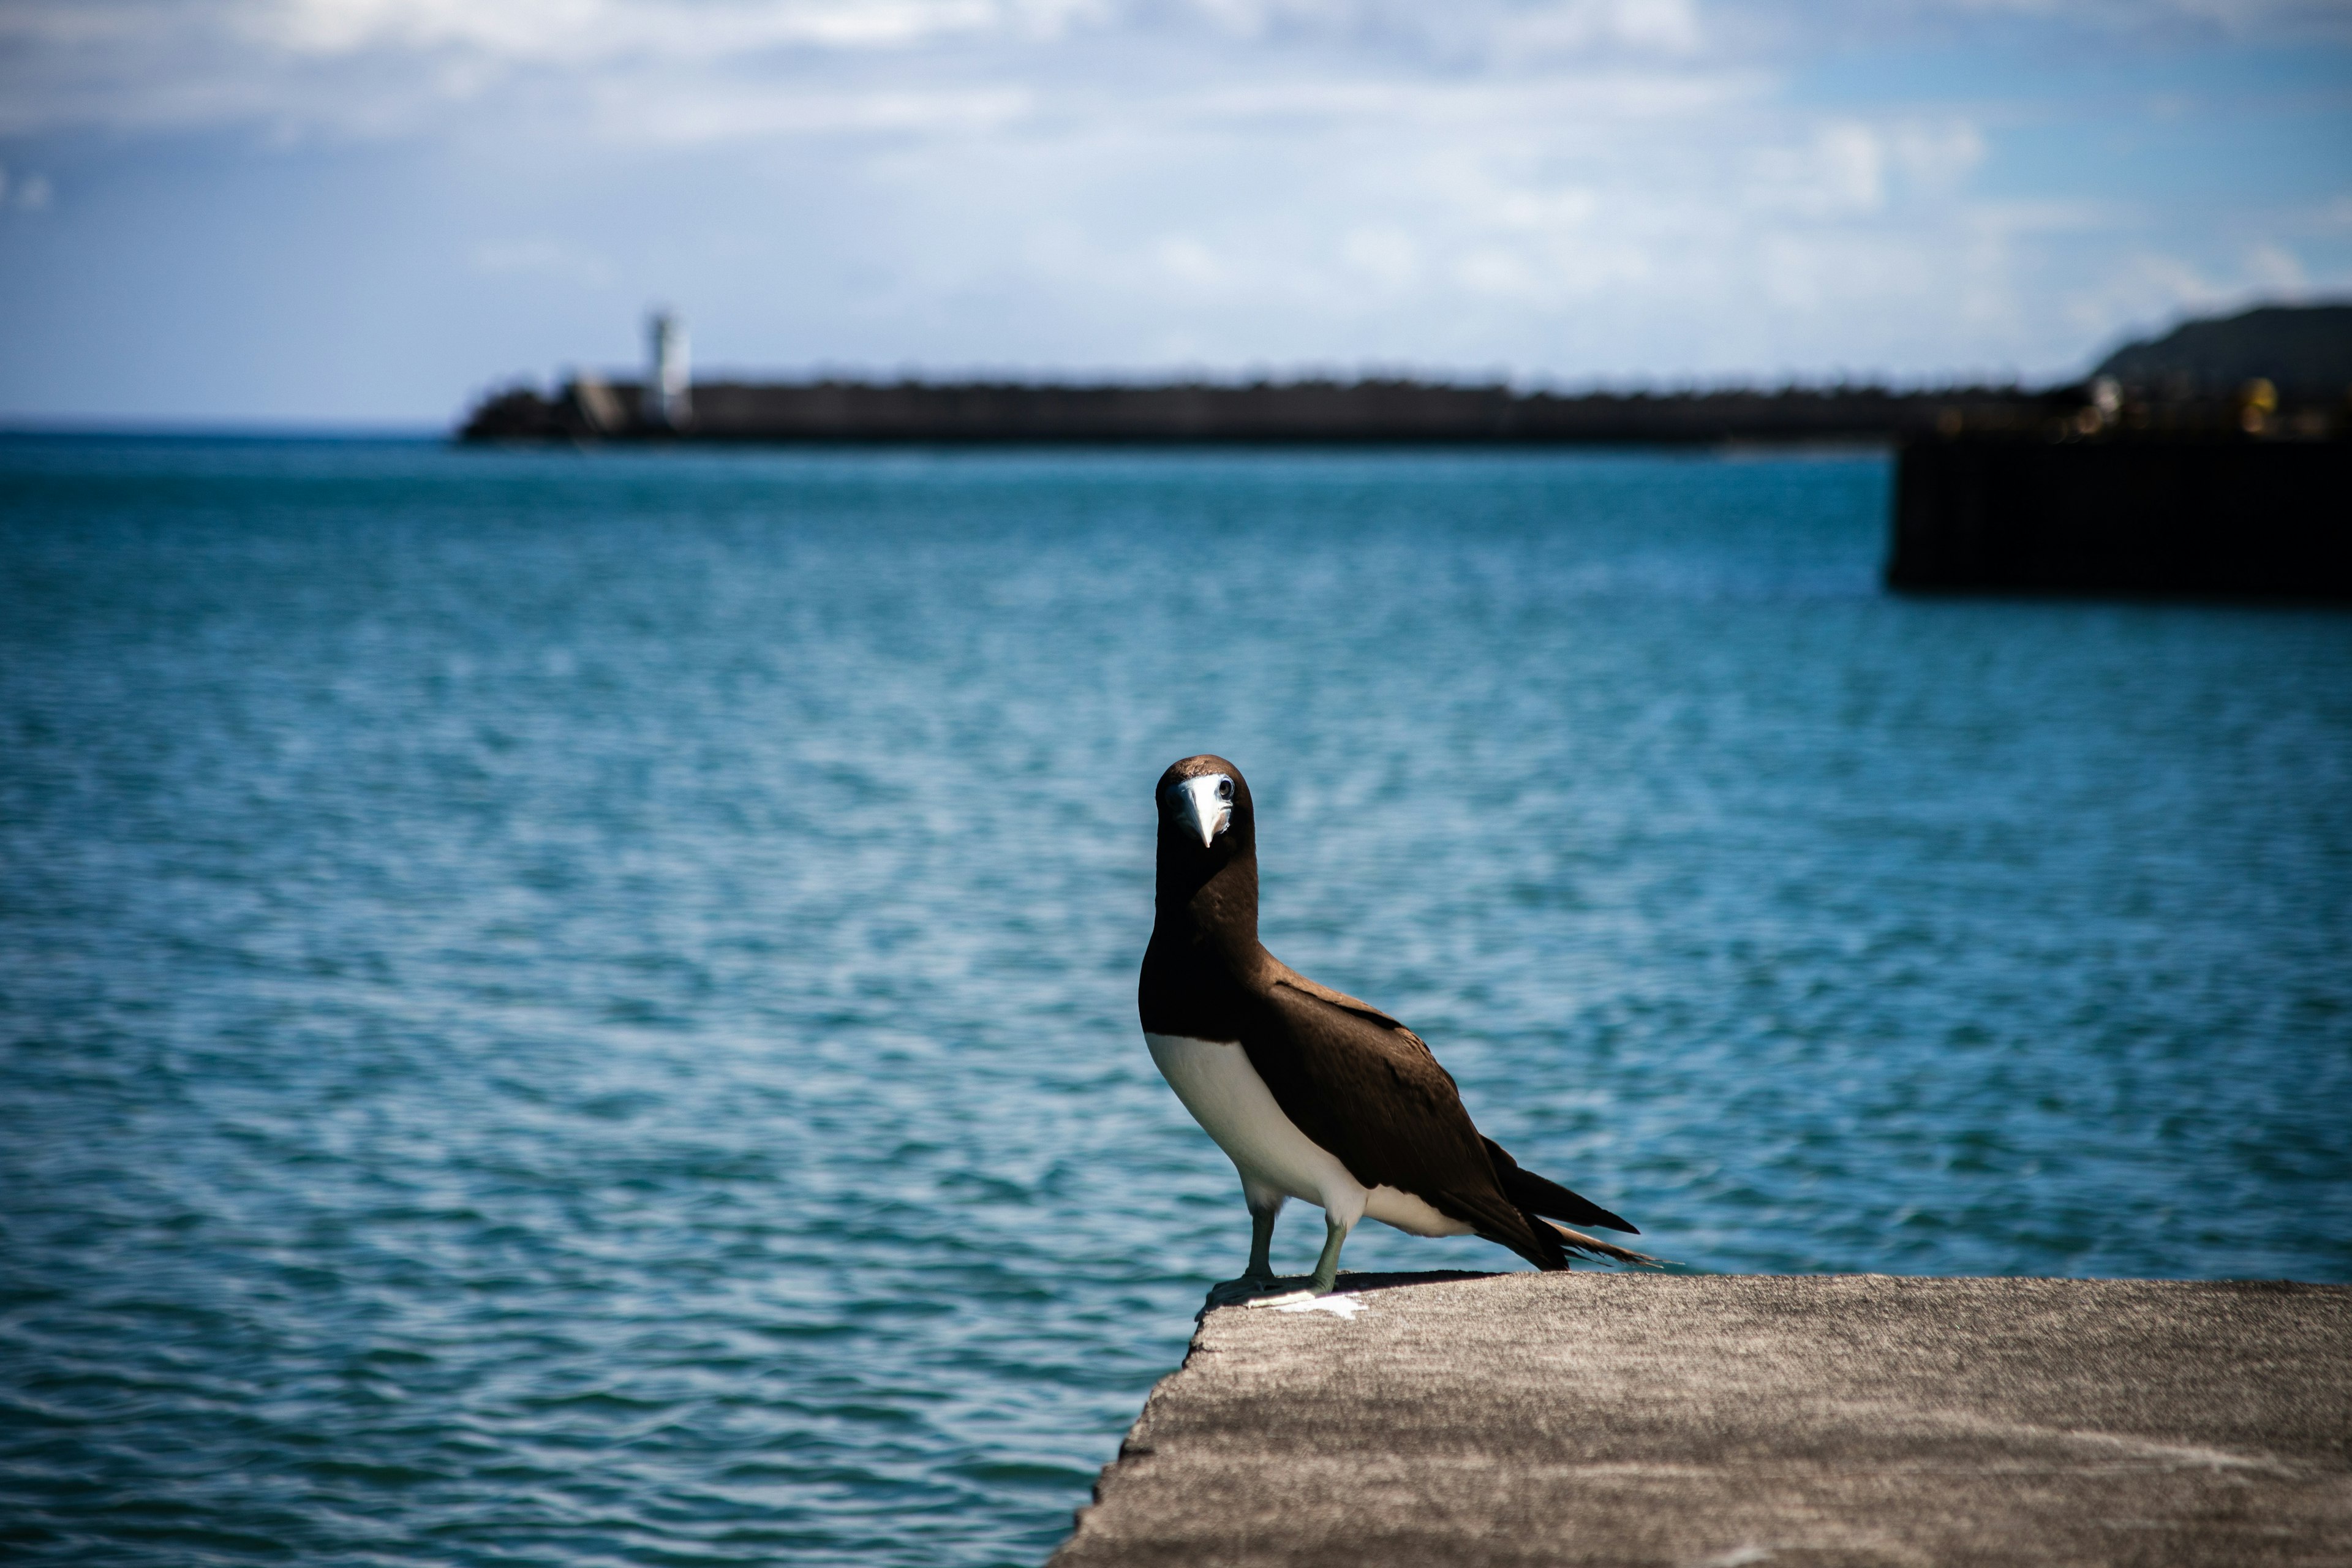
1176;774;1234;848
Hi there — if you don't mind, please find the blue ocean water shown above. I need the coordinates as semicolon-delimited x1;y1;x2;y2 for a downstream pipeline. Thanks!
2;435;2348;1566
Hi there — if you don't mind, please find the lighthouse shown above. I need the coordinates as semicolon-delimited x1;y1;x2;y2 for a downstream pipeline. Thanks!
645;309;692;429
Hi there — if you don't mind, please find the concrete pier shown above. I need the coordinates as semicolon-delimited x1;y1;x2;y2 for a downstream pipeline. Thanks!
458;379;2055;446
1049;1272;2351;1567
1887;437;2352;600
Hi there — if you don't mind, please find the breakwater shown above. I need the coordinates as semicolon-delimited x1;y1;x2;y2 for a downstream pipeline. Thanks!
1891;436;2352;600
1052;1272;2352;1567
458;368;2351;601
458;377;2059;445
459;301;2348;454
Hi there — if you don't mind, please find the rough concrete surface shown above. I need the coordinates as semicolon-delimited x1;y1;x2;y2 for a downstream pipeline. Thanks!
1048;1272;2352;1568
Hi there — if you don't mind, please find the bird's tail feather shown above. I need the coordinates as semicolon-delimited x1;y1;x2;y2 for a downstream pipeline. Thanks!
1539;1216;1662;1268
1483;1137;1640;1234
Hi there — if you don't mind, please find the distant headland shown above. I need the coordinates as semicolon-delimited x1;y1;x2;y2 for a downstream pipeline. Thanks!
458;303;2349;448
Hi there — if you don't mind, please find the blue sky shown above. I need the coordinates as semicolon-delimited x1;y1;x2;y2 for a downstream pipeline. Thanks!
1;0;2347;425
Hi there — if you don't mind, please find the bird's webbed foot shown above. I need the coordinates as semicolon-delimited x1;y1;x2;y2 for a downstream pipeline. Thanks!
1203;1205;1297;1306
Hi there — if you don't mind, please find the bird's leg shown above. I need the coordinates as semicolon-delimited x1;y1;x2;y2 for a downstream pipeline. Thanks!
1245;1207;1278;1286
1308;1213;1349;1296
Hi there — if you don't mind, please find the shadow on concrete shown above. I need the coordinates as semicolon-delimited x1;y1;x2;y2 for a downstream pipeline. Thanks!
1200;1270;1499;1315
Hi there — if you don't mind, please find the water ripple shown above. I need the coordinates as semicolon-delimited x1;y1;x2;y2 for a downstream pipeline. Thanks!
2;438;2348;1564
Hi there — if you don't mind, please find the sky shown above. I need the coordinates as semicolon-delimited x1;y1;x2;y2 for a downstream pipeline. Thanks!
1;0;2348;426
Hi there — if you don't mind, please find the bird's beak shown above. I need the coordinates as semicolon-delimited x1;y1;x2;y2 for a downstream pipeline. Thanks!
1175;775;1232;848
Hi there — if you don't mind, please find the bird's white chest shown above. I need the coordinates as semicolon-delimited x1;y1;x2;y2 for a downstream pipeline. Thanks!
1144;1031;1360;1216
1140;1031;1474;1243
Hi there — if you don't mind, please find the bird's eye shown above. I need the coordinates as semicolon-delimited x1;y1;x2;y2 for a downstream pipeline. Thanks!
1216;778;1234;801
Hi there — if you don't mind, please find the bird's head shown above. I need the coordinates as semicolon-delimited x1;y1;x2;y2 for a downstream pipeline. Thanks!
1155;753;1255;863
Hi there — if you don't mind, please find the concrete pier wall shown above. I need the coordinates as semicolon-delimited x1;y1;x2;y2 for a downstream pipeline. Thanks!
1888;438;2352;600
458;379;2064;447
1050;1272;2351;1567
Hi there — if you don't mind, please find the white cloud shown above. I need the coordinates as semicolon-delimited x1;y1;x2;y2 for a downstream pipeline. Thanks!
0;0;2332;153
238;0;1014;61
1740;118;1988;217
1759;0;2352;43
0;0;2343;404
1339;226;1419;291
469;237;614;287
2056;240;2338;365
2244;242;2309;295
0;164;55;211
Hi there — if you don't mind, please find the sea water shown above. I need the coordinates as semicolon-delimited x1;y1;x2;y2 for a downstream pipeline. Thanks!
3;437;2348;1566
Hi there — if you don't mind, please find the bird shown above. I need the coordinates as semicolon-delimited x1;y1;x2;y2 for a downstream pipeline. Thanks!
1139;754;1649;1298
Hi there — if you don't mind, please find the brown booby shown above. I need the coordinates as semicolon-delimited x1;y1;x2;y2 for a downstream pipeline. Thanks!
1140;754;1648;1295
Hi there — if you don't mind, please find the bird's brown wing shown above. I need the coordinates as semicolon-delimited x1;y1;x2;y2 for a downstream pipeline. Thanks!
1241;972;1555;1264
1260;963;1413;1035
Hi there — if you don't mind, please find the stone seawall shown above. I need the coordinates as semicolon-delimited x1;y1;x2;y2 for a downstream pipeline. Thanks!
1049;1272;2351;1567
458;379;2065;446
1888;437;2352;600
